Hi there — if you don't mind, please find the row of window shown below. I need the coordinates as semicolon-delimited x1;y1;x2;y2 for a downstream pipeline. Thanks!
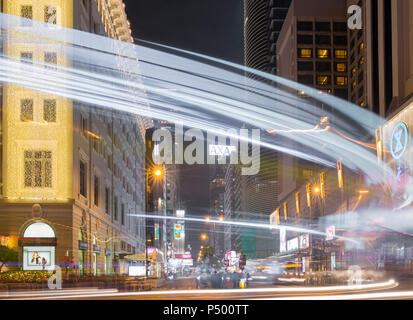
80;160;127;225
298;75;348;86
21;51;57;67
297;21;347;33
298;61;347;73
298;34;347;46
21;5;57;26
21;99;56;122
298;48;347;59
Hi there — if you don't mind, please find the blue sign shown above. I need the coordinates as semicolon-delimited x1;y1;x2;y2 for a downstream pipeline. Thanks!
390;122;409;160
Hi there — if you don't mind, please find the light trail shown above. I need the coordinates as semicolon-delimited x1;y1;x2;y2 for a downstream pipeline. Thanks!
0;13;401;188
4;280;397;300
129;213;360;244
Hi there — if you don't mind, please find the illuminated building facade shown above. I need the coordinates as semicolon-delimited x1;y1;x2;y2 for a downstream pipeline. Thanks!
0;0;150;276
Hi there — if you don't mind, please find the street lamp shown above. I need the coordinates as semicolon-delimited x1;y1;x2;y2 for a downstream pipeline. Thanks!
201;234;208;241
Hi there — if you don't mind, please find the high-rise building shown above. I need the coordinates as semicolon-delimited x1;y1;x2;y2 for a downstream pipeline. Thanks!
347;0;413;118
275;0;349;200
0;0;150;276
244;0;292;80
223;0;293;259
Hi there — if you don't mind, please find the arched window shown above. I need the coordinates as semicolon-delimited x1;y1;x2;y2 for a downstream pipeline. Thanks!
23;222;55;238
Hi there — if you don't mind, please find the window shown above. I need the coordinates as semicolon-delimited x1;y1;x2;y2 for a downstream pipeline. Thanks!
333;22;347;33
297;21;313;31
121;204;125;225
334;89;348;100
333;36;347;46
21;6;33;26
335;76;348;86
335;63;347;72
94;176;100;206
114;197;118;220
105;188;110;215
352;81;357;89
317;49;330;59
24;151;52;188
44;52;57;69
359;42;364;53
315;22;331;32
81;115;88;136
45;6;57;24
20;52;33;64
298;48;312;58
298;75;313;85
316;35;331;45
335;49;347;59
360;101;365;107
297;61;313;71
21;99;33;122
44;100;56;122
359;57;364;67
316;61;331;72
297;34;313;45
317;75;331;86
80;161;87;197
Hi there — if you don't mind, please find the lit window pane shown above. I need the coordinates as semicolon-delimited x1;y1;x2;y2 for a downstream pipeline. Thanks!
317;49;330;59
45;52;57;69
317;75;330;85
20;52;33;64
299;49;312;58
336;63;347;72
21;6;33;26
335;49;347;59
335;76;348;86
44;100;56;122
21;99;33;122
45;6;57;24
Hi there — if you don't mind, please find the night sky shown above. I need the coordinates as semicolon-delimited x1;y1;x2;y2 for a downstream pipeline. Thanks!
123;0;244;253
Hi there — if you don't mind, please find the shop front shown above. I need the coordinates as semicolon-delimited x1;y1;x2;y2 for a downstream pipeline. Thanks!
20;222;57;271
382;100;412;206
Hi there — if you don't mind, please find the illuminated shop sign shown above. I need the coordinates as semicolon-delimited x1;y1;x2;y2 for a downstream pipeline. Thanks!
326;226;336;241
78;240;88;250
390;122;409;160
209;145;237;156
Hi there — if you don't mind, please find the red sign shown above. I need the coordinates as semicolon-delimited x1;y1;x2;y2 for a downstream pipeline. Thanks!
175;253;192;259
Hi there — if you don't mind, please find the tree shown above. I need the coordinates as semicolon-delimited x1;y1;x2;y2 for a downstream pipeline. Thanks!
0;246;18;272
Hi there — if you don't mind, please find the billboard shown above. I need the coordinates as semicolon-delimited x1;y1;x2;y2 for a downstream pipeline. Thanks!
154;223;159;240
174;224;182;239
